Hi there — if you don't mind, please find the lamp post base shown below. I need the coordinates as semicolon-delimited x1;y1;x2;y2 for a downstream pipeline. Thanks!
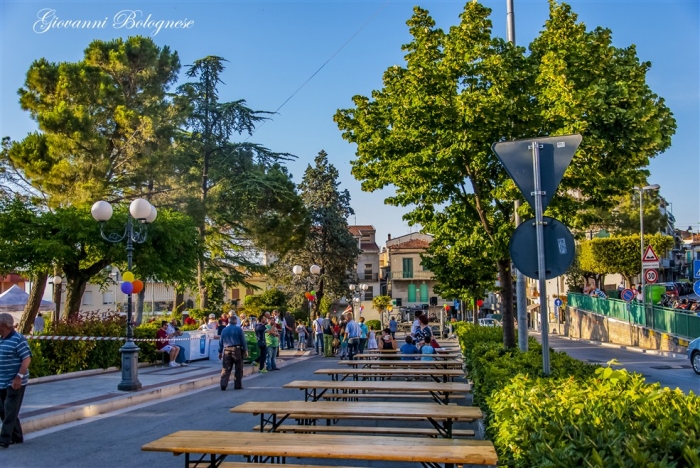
117;340;142;392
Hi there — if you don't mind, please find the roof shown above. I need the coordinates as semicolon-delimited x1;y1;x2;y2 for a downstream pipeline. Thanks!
388;239;431;250
361;242;379;252
349;225;375;236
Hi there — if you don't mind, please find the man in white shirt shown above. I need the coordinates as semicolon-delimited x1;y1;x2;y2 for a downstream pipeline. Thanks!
411;311;423;338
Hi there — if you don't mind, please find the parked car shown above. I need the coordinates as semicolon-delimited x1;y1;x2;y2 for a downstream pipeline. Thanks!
478;318;501;327
663;283;680;297
688;337;700;375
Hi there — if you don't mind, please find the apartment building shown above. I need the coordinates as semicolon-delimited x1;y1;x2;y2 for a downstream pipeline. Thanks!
348;225;381;300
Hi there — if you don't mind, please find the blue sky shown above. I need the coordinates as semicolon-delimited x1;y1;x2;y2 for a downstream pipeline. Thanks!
1;0;698;247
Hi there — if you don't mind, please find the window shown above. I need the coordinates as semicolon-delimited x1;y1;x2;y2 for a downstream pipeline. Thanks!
364;263;373;281
82;291;93;306
402;258;413;278
102;292;114;305
230;289;240;301
245;288;254;297
365;286;374;300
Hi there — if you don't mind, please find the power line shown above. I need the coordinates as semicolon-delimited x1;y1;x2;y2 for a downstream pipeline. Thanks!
246;0;391;140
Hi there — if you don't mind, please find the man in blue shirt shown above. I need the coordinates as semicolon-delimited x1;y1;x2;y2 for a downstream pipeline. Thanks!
389;316;397;339
0;313;32;448
343;312;361;360
399;336;419;360
218;316;248;391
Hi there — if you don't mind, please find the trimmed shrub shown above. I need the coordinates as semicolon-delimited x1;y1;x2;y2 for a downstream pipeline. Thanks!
365;319;381;331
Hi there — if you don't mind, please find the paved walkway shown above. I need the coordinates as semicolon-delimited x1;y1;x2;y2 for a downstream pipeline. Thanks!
20;347;311;434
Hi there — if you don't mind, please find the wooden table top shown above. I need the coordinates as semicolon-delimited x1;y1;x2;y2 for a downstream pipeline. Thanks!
315;368;465;377
230;400;482;420
338;360;462;367
354;353;461;359
142;431;497;465
283;379;471;393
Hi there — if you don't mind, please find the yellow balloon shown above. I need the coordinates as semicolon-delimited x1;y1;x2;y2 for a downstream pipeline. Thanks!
122;271;135;282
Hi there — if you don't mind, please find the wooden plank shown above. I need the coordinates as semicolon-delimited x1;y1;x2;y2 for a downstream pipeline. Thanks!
230;400;482;421
252;425;475;437
220;463;360;468
314;368;464;377
318;393;466;400
337;360;463;368
142;431;498;465
283;379;471;393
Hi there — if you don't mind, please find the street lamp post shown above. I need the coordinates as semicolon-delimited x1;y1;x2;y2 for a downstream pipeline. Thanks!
49;275;64;323
293;264;321;323
634;184;660;325
348;283;368;318
92;199;157;392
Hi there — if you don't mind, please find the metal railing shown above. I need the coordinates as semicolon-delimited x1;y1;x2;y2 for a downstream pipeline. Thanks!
568;293;700;339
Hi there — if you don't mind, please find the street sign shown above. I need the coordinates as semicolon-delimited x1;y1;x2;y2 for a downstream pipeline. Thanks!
642;245;659;269
694;280;700;296
554;298;563;308
492;134;582;211
693;259;700;279
645;269;658;284
621;288;636;302
453;299;460;311
509;216;576;280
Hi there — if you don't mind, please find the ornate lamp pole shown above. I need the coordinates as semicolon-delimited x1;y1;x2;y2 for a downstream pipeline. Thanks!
91;199;157;392
293;264;321;323
348;283;368;318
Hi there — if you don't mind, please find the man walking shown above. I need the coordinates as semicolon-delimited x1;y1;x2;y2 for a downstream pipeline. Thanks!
313;314;324;355
284;311;295;350
389;316;397;339
254;316;268;374
358;317;368;354
218;316;248;391
343;311;361;360
0;313;31;448
322;313;334;357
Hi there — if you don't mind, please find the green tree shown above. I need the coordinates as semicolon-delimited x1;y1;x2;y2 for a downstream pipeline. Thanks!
3;36;183;207
578;234;674;286
587;191;667;236
270;150;359;313
335;1;674;348
175;56;307;309
372;295;392;326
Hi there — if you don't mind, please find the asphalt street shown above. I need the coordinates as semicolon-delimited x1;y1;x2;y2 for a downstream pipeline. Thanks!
0;355;474;468
541;334;699;394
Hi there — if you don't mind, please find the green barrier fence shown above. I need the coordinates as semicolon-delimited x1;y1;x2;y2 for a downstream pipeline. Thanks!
568;293;700;339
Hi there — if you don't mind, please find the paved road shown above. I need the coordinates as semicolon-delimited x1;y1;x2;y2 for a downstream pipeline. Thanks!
1;355;473;468
540;334;699;394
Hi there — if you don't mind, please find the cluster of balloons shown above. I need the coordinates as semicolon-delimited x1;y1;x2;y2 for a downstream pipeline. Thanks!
120;271;144;295
304;290;317;302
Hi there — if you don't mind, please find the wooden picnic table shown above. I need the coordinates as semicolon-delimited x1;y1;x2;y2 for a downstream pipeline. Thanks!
354;352;461;359
142;430;498;467
315;367;465;383
230;400;483;438
338;359;463;370
283;379;471;404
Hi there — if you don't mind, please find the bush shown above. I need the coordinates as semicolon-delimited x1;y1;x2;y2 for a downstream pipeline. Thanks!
455;322;700;467
365;319;381;331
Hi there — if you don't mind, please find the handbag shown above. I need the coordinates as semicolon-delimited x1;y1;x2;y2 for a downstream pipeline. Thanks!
332;338;340;347
430;338;440;349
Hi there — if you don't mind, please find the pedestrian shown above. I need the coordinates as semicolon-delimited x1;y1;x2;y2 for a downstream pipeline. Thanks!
379;327;398;351
284;312;296;350
156;321;180;367
273;310;285;349
254;316;268;374
166;318;187;366
265;317;280;371
218;316;248;391
296;321;307;351
367;326;378;350
0;313;32;448
399;335;419;360
207;313;218;330
411;311;423;338
331;317;341;355
343;311;361;360
313;314;324;355
358;317;368;354
32;313;44;335
339;326;348;359
322;313;334;357
389;316;397;339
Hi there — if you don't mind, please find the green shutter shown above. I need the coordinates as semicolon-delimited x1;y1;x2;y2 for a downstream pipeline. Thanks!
408;284;416;303
402;258;413;278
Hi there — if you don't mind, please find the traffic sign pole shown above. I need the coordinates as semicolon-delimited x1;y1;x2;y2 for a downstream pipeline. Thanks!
531;141;550;376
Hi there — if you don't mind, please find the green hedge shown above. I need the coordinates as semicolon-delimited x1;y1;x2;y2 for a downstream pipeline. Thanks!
455;322;700;467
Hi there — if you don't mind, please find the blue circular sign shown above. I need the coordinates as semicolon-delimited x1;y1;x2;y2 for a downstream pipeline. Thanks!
554;298;563;307
621;288;635;302
693;281;700;297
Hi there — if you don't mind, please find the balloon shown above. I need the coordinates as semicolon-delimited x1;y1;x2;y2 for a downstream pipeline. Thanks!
477;299;484;307
121;281;134;294
122;271;135;282
131;280;144;294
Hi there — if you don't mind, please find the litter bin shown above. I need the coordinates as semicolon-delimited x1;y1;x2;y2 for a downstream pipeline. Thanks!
245;331;259;364
180;330;215;361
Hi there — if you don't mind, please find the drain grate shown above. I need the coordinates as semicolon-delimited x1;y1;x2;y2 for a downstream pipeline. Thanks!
650;365;692;370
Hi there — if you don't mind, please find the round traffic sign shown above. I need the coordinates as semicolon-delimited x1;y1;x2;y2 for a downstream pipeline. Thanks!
694;281;700;296
554;298;563;307
645;269;658;284
621;288;635;302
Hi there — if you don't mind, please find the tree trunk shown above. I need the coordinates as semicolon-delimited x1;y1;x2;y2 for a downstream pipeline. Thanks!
64;276;88;318
197;254;208;309
136;286;146;325
174;289;185;314
497;259;516;349
18;270;49;334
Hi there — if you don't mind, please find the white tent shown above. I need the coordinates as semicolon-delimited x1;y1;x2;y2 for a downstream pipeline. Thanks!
0;285;55;313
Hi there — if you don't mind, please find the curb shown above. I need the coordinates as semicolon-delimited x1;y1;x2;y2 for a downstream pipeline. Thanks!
23;356;305;434
552;334;687;359
29;362;154;385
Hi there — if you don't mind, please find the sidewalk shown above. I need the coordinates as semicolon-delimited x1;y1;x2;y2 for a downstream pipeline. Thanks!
20;348;310;434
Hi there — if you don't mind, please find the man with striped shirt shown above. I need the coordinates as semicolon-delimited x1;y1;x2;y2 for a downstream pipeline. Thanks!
0;313;32;448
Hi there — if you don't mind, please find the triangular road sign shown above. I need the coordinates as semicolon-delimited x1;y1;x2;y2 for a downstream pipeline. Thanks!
643;245;659;262
492;134;582;211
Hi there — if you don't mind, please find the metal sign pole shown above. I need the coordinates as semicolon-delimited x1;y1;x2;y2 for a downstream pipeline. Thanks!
531;141;550;375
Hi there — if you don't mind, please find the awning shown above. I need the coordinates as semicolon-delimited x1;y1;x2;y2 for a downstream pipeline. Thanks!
527;303;540;312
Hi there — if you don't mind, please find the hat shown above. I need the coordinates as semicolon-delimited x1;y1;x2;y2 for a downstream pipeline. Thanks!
209;313;216;318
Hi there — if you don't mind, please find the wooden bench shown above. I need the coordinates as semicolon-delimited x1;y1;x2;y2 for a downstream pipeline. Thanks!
315;367;465;383
220;464;360;468
319;392;466;400
142;430;497;467
252;424;475;437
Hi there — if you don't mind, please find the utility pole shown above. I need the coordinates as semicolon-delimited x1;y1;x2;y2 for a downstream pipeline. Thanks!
506;0;528;351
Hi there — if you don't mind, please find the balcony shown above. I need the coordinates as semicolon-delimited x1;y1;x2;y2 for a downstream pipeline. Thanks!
361;273;379;281
389;271;434;280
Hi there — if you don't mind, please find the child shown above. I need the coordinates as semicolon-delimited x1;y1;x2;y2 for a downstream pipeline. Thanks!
296;321;307;351
367;326;378;350
339;326;349;359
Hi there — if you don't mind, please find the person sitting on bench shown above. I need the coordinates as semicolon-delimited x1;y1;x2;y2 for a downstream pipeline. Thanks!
156;321;180;367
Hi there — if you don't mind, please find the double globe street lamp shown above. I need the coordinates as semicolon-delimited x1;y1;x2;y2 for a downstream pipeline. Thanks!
349;283;368;318
92;198;157;392
293;264;321;323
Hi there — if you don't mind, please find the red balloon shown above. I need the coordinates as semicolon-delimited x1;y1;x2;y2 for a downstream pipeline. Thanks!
132;280;144;294
477;299;484;307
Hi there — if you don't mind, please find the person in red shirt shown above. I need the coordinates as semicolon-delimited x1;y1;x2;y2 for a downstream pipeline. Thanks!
156;321;180;367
